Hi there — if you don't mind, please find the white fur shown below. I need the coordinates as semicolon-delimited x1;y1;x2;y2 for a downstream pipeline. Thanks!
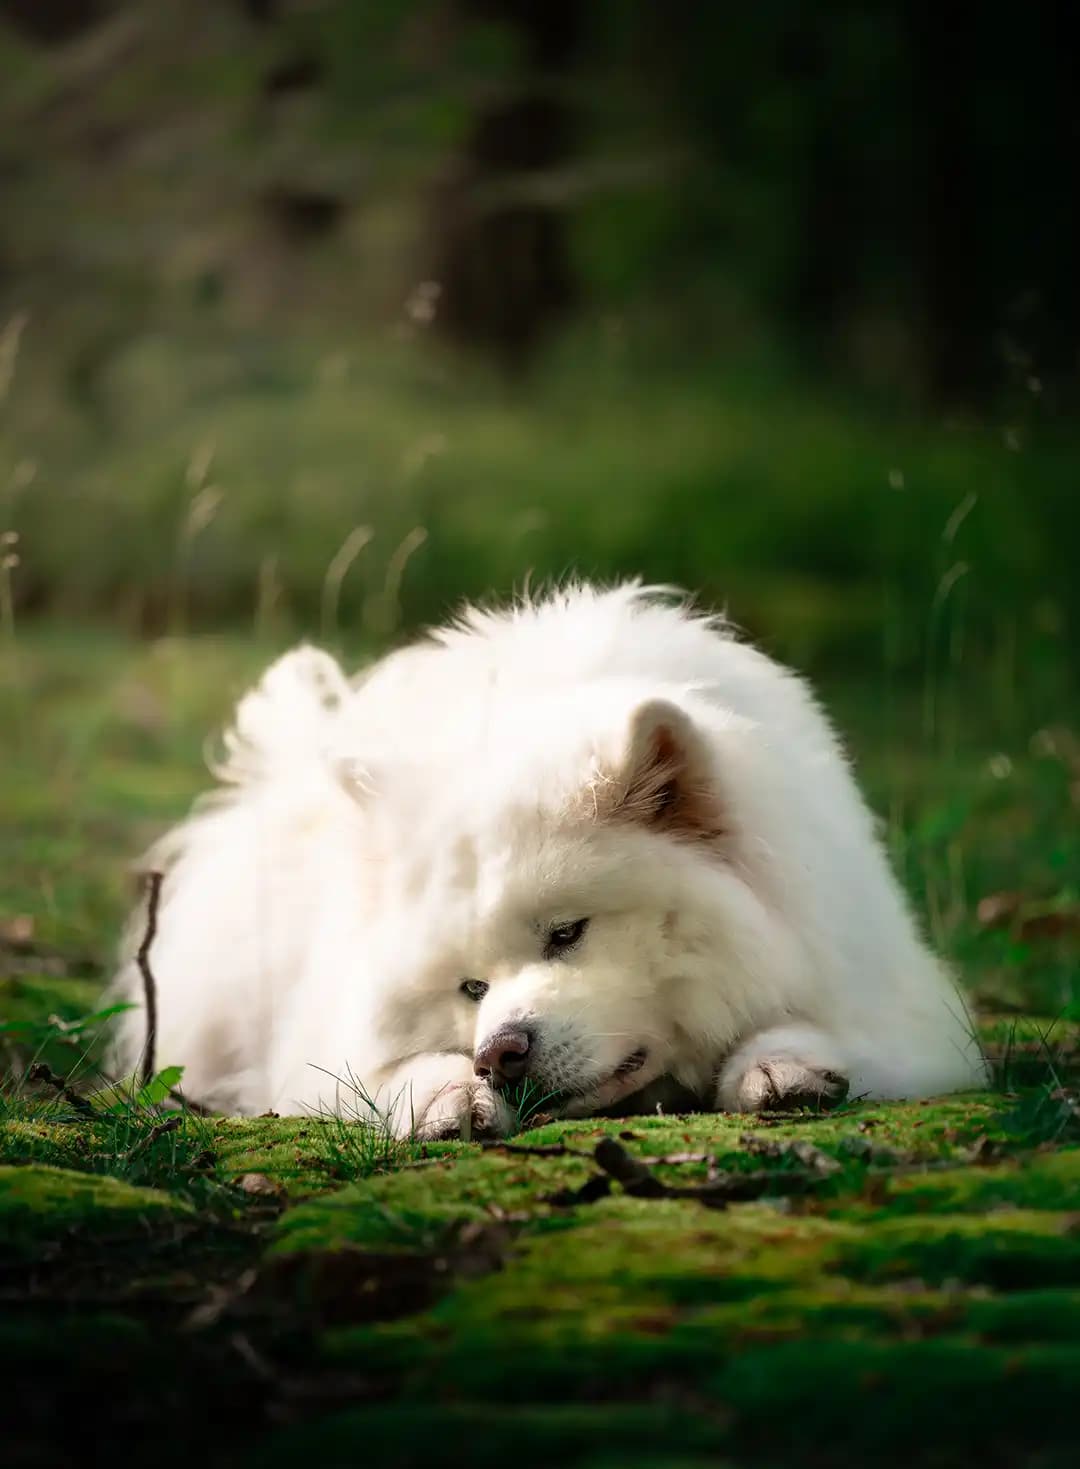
110;583;987;1132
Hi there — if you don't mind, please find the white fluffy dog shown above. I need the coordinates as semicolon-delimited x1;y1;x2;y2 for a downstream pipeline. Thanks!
111;583;987;1135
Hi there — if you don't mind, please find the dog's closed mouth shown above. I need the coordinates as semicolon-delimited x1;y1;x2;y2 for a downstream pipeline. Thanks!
554;1048;650;1110
613;1047;648;1079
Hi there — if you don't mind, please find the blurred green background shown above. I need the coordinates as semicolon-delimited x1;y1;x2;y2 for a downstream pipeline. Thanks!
0;1;1077;1009
2;0;1078;677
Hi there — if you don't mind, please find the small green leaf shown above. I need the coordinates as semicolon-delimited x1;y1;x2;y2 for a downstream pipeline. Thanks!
134;1065;186;1108
66;1002;135;1031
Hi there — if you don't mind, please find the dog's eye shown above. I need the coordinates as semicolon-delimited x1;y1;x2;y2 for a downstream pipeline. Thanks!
543;918;589;958
460;978;489;1002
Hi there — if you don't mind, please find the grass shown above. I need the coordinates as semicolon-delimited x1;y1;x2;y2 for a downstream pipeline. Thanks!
3;623;1075;1004
4;324;1077;702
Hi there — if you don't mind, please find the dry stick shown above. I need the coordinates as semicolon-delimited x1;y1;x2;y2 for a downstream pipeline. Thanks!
593;1137;667;1196
593;1137;823;1206
25;874;209;1120
127;1114;182;1156
130;868;212;1116
167;1084;212;1117
27;1061;98;1117
136;870;164;1087
638;1151;714;1167
479;1139;592;1159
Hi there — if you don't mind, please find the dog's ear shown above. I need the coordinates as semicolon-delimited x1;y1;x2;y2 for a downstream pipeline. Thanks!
604;699;724;841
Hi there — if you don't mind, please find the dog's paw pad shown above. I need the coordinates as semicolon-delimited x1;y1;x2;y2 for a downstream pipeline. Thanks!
727;1058;849;1113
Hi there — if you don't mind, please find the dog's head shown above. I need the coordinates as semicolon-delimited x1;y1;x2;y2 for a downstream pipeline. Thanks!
347;685;785;1118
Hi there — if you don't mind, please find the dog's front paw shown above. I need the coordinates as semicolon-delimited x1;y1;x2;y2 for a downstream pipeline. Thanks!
717;1056;849;1113
416;1081;513;1142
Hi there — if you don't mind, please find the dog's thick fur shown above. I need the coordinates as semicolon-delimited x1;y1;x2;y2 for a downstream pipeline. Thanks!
111;583;987;1134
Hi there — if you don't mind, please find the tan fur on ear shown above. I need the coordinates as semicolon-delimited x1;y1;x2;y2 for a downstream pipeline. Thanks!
596;700;725;841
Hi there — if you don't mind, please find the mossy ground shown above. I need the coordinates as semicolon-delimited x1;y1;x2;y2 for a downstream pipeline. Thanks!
2;632;1078;1467
6;1093;1080;1468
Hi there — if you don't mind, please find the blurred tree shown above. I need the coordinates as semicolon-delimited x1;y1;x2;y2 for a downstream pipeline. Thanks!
0;0;1077;403
0;0;99;43
429;0;581;370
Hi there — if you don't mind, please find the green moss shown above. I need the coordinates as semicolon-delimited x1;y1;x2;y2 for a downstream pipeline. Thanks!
522;1093;1014;1158
322;1206;836;1391
711;1338;1080;1457
0;1105;225;1197
963;1288;1080;1343
0;1163;193;1258
840;1147;1080;1218
314;1171;1080;1411
253;1404;731;1469
3;1065;1079;1469
206;1115;433;1195
271;1095;1055;1258
312;1212;1080;1460
0;1105;433;1198
688;1281;1080;1348
829;1209;1080;1289
273;1149;596;1253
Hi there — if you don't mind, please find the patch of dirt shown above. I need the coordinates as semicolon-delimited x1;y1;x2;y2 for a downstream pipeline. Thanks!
192;1219;515;1334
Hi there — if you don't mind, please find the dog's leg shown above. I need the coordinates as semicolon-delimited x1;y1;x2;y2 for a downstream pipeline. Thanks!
373;1053;514;1141
715;1023;850;1113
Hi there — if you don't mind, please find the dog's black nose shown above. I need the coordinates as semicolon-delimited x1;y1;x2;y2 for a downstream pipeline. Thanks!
474;1027;532;1088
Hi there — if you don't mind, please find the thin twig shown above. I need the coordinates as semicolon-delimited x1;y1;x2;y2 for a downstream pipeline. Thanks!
126;1114;182;1156
593;1137;667;1196
136;870;163;1087
27;1062;98;1117
130;868;210;1113
479;1139;592;1158
541;1175;612;1207
398;1137;593;1170
638;1151;714;1167
167;1088;213;1117
593;1137;822;1206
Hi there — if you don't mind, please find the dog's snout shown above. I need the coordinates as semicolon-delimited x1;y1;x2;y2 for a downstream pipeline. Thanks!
474;1026;532;1088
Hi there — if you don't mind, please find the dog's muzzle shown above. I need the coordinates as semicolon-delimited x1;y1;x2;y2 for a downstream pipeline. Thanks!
474;1026;533;1089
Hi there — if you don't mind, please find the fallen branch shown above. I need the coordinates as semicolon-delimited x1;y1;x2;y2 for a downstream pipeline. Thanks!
479;1139;592;1159
739;1134;841;1176
166;1087;212;1117
136;870;163;1087
593;1137;823;1207
593;1137;668;1197
395;1139;591;1171
638;1151;714;1167
129;869;210;1114
541;1175;612;1207
126;1114;182;1156
27;1062;98;1117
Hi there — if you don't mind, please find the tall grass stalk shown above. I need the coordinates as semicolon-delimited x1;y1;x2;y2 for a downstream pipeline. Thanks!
169;444;223;638
321;525;373;643
365;524;428;641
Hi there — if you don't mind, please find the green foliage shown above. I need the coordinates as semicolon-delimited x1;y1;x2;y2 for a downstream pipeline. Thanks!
5;336;1076;692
